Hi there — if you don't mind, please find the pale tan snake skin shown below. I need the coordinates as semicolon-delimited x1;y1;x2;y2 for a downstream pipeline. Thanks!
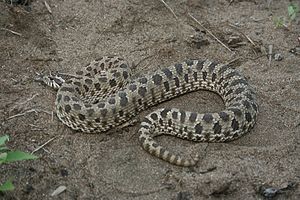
41;56;258;167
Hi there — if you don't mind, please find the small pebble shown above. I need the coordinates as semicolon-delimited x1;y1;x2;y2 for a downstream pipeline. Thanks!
274;53;283;61
262;187;280;198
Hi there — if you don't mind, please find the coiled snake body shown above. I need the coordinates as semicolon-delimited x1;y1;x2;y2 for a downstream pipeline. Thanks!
41;56;258;166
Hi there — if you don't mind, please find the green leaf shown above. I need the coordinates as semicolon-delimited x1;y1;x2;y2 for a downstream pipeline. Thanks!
288;3;299;21
4;151;38;163
0;180;14;191
0;135;9;146
0;146;9;152
0;152;8;164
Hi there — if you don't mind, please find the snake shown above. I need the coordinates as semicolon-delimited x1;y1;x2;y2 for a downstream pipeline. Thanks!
39;56;258;167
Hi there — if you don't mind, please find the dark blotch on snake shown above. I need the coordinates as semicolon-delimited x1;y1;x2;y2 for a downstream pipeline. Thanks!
150;113;158;120
193;72;198;82
208;62;218;73
65;105;71;113
203;113;213;123
122;71;129;79
78;114;85;121
86;66;92;71
129;84;137;92
245;112;252;122
185;59;194;66
57;94;62;102
83;85;89;92
213;122;222;134
120;63;127;68
143;117;152;125
229;108;242;117
196;60;205;71
119;92;128;107
109;79;117;87
138;87;147;97
174;77;180;87
64;96;70;102
100;62;105;70
94;83;101;90
73;104;81;110
95;57;103;61
60;87;75;93
98;77;108;82
74;81;81;87
97;103;105;108
101;109;108;117
172;111;178;119
180;110;186;123
218;65;229;75
76;71;84;75
108;98;116;104
95;118;100;123
163;81;170;92
189;112;197;122
195;123;203;135
152;74;162;85
175;63;183;75
161;108;171;118
202;71;207;81
168;119;172;127
184;74;189;83
212;73;217;82
231;119;239;131
138;77;148;84
87;109;94;116
162;68;173;79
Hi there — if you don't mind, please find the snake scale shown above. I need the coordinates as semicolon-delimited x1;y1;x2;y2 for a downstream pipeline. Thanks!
41;56;258;167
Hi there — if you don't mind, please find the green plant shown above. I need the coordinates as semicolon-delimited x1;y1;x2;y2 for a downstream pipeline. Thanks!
274;3;299;28
0;135;38;191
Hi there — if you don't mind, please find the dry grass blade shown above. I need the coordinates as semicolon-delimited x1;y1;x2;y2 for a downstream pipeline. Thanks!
188;13;233;53
158;0;178;20
0;28;22;36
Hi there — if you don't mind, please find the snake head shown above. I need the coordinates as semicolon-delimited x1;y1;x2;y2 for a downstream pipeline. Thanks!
35;71;65;90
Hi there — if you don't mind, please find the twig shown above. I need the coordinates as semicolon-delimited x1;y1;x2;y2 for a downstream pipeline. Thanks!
188;13;233;53
7;109;38;120
10;93;38;112
158;0;178;20
0;28;22;36
31;136;57;154
268;44;273;67
44;1;52;14
7;108;52;120
228;24;256;46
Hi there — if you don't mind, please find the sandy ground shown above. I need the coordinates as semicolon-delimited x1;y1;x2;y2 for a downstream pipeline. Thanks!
0;0;299;199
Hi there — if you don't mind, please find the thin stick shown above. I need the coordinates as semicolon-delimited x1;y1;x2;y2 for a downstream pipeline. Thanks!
7;109;37;120
10;93;38;112
268;44;273;67
228;24;256;46
0;28;22;36
7;108;52;120
44;1;52;14
31;136;56;154
188;13;233;53
158;0;178;20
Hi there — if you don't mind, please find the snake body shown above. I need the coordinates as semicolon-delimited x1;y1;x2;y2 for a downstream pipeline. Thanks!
51;56;258;166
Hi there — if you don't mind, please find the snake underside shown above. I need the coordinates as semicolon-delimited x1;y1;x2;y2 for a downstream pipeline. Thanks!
47;56;258;167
